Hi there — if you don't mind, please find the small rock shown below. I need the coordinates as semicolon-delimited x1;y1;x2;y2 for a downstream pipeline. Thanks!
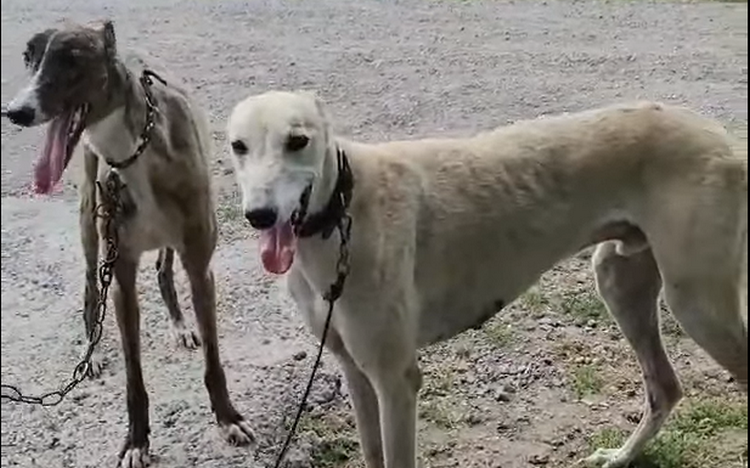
293;351;307;361
464;413;484;426
529;454;550;465
495;390;512;402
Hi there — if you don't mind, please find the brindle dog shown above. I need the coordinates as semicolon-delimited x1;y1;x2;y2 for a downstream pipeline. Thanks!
5;20;254;467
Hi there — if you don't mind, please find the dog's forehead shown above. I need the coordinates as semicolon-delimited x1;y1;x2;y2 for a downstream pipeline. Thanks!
46;28;102;53
229;92;319;138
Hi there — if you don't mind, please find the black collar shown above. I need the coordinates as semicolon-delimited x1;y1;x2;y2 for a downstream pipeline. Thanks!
293;147;354;239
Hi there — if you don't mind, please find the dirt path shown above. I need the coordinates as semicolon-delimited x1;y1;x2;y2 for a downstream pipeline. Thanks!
1;1;747;467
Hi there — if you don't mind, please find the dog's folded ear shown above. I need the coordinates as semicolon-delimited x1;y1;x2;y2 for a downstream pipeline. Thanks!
300;90;334;145
101;19;117;59
23;29;57;70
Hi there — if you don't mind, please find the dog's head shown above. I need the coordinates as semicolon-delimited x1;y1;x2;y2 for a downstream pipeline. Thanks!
4;20;118;193
227;90;335;274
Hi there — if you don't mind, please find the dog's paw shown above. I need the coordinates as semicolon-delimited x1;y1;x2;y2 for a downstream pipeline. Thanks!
171;323;201;350
118;446;150;468
85;347;106;379
219;418;255;446
578;448;630;468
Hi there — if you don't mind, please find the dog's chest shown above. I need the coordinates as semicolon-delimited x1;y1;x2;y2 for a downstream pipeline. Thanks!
97;164;183;254
84;109;138;163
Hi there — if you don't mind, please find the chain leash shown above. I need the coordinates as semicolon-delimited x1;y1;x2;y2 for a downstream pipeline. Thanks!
271;210;353;468
0;68;164;406
0;171;125;406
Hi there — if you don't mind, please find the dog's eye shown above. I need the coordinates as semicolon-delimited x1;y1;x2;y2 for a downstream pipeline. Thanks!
231;140;248;155
285;134;309;152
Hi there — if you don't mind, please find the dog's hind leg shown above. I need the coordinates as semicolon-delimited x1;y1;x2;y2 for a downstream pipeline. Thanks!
80;147;105;378
662;277;748;391
155;247;201;349
180;232;255;446
583;242;682;468
114;256;151;468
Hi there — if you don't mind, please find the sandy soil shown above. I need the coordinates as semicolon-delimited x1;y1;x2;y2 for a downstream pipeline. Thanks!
1;1;747;467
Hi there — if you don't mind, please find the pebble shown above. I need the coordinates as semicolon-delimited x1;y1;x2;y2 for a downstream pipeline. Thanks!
495;389;512;402
529;453;550;465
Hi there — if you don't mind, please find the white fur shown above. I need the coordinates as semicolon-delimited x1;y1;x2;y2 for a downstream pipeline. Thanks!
7;72;48;125
227;91;748;468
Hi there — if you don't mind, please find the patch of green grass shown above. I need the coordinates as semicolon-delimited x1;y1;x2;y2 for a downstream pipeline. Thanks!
419;399;463;430
671;398;748;436
589;427;627;451
572;364;604;399
297;412;360;468
588;399;748;468
520;288;549;315
421;367;458;398
310;438;360;468
560;290;609;323
484;321;515;348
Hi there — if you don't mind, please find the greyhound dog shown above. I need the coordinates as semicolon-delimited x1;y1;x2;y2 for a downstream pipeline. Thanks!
226;91;747;468
4;21;253;467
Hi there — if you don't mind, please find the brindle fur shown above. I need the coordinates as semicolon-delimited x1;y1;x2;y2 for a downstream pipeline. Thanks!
7;20;254;467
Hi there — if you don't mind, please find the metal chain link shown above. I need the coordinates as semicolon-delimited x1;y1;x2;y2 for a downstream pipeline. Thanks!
1;68;163;406
0;171;125;406
107;70;166;170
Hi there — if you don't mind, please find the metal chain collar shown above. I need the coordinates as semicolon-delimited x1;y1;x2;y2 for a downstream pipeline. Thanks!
106;69;166;170
0;171;125;406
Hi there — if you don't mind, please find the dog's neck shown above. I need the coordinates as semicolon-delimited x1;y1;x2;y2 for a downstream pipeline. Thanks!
83;59;157;168
295;145;353;240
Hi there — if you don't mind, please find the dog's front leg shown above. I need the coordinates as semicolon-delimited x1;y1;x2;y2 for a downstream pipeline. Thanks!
113;255;151;468
80;147;105;378
334;347;384;468
370;357;421;468
351;306;422;468
180;239;255;446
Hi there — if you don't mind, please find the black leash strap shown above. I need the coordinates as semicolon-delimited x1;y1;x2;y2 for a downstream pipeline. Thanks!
271;150;354;468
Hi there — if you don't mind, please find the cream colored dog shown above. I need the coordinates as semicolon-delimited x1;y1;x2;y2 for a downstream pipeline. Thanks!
226;91;748;468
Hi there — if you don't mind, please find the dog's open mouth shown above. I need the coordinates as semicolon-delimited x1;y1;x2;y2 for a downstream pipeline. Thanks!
259;221;297;275
34;105;89;194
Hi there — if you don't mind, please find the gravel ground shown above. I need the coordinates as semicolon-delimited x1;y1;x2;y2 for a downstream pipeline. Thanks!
1;1;747;467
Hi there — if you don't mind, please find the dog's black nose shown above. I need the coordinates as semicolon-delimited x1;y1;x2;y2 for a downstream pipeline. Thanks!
5;106;35;127
245;208;278;230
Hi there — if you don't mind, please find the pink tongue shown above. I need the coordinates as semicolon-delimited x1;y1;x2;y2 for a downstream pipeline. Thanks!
34;112;73;194
259;221;297;274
